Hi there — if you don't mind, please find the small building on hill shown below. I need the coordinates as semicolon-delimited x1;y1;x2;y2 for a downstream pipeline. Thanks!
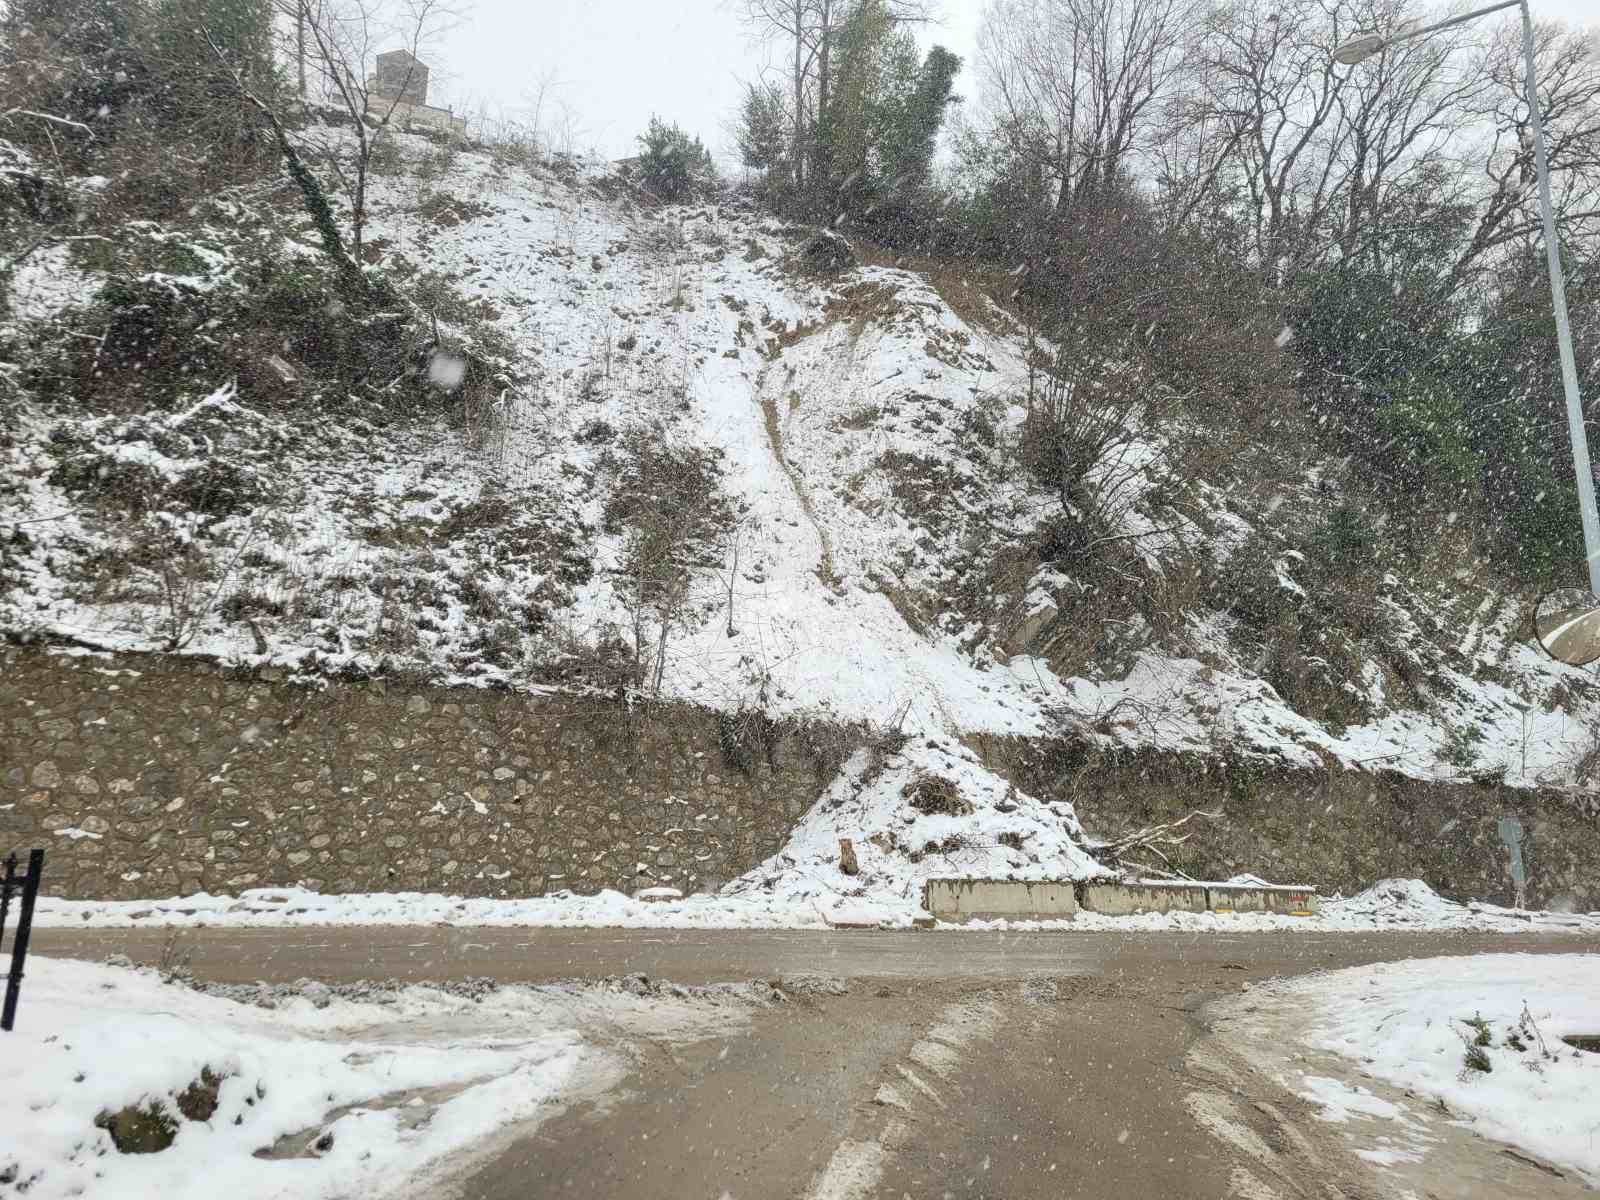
367;49;466;137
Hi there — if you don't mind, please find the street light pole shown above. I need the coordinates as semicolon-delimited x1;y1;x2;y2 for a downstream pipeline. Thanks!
1517;0;1600;596
1334;0;1600;597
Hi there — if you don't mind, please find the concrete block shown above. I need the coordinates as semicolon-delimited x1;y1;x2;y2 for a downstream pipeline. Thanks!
1207;885;1319;915
1082;882;1210;915
923;878;1080;922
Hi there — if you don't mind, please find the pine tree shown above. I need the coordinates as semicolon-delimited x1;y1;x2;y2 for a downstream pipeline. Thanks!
735;81;790;180
636;116;715;202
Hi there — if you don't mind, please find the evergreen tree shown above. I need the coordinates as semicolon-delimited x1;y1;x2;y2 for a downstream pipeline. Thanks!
636;116;716;202
4;0;131;56
735;80;790;182
878;44;959;193
813;0;960;207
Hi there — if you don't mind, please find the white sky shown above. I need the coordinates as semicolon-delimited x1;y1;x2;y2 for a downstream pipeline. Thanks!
429;1;1598;162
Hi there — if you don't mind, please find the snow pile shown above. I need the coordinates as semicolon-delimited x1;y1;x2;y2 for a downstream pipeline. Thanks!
1033;878;1600;933
1262;953;1600;1185
0;958;591;1200
5;240;96;321
721;738;1110;919
1320;877;1480;926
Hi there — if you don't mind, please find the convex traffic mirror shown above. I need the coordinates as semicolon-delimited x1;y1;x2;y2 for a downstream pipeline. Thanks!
1534;588;1600;666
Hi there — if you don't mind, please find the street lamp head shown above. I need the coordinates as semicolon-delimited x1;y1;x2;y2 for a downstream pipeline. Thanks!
1332;32;1384;64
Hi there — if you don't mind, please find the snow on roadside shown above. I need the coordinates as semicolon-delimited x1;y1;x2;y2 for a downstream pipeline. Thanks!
1241;954;1600;1185
0;958;593;1200
30;877;1600;935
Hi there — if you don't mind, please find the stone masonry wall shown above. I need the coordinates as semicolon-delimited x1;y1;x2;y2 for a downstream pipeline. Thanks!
0;647;831;901
974;736;1600;910
10;645;1598;908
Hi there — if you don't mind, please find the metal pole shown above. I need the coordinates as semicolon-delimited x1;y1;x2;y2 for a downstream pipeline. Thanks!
1387;0;1522;48
1521;0;1600;596
2;849;44;1032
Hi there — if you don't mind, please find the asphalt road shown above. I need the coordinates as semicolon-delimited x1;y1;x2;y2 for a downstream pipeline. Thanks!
25;925;1599;985
24;928;1599;1199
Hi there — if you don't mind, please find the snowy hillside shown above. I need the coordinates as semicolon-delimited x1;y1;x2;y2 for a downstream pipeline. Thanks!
5;124;1599;791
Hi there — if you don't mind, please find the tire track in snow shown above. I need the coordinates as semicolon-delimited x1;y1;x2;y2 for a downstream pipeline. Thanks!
805;994;1002;1199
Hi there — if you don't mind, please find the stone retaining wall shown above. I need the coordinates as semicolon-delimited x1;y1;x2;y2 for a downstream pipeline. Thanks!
9;646;1599;909
973;737;1600;910
1;647;832;900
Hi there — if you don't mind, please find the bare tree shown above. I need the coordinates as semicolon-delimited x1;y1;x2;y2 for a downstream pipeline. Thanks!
737;0;818;191
1443;16;1600;292
977;0;1203;217
204;24;364;288
284;0;455;259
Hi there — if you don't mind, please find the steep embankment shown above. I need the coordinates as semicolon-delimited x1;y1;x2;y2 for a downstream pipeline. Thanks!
5;124;1600;806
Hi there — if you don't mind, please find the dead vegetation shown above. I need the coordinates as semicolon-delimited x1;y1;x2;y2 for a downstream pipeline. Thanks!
902;772;971;816
851;239;1026;338
602;426;737;694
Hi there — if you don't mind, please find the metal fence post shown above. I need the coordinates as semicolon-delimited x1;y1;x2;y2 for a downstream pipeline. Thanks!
2;849;45;1032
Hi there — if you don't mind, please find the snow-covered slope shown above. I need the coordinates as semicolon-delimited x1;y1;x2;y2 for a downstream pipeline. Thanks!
5;126;1599;791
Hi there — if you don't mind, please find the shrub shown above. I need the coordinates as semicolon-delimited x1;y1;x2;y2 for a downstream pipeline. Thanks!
1016;349;1151;532
1309;506;1379;572
634;116;715;203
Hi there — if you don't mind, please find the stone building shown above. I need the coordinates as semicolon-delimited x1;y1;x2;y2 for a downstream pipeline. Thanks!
366;48;466;136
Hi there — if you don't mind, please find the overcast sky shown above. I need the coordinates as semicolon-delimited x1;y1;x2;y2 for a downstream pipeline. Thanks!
428;0;1598;163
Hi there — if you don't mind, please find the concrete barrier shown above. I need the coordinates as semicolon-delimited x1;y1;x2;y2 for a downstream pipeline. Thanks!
1206;885;1319;916
923;879;1079;922
922;878;1321;922
1081;882;1210;915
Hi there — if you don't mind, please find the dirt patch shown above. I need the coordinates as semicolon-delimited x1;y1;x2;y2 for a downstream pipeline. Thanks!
761;315;822;358
416;192;494;228
96;1102;178;1154
174;1066;226;1121
824;280;905;341
95;1065;228;1154
851;241;1027;338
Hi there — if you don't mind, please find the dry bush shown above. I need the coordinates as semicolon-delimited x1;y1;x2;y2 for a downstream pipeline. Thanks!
603;427;735;693
718;707;786;776
1016;346;1161;532
901;772;971;816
